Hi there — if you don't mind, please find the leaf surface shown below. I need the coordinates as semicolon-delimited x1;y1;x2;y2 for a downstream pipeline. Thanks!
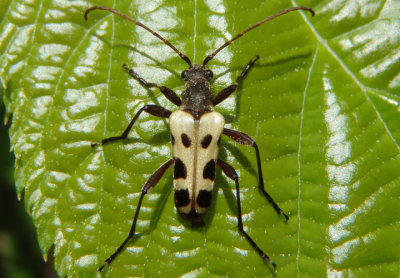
1;0;400;277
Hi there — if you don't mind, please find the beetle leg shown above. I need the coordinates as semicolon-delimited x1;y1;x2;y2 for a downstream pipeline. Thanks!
213;55;259;106
223;128;288;221
216;159;276;270
92;104;171;147
98;159;174;272
123;64;182;106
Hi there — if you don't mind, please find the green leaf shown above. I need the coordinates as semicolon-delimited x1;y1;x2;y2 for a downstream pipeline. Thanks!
1;0;400;277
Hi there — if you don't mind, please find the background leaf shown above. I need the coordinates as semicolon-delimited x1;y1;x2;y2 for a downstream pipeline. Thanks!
1;0;400;277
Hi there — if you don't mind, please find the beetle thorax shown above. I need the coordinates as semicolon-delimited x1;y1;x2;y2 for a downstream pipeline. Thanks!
180;64;214;116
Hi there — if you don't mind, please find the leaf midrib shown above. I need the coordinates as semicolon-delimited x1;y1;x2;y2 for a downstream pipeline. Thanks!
291;0;400;153
295;43;320;277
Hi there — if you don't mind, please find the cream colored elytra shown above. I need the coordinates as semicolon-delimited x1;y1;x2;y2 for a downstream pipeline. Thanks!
169;110;224;215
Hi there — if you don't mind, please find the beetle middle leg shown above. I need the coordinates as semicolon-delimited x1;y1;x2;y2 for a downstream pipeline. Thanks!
223;128;289;221
92;104;171;147
98;159;174;272
213;55;259;106
217;159;277;270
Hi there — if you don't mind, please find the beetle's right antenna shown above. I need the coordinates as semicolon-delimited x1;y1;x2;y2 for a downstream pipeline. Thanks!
84;6;192;67
203;6;315;66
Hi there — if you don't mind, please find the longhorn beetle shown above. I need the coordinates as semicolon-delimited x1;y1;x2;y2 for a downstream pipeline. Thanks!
84;5;314;272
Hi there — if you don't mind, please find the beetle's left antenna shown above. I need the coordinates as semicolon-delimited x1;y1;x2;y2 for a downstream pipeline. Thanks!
84;6;192;67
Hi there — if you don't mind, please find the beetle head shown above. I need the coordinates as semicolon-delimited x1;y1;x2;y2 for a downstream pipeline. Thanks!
181;64;213;82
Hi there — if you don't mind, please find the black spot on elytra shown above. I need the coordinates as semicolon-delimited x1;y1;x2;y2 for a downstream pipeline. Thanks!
171;134;175;145
197;190;212;208
181;133;191;147
174;189;190;207
203;159;216;180
174;158;187;179
201;134;212;148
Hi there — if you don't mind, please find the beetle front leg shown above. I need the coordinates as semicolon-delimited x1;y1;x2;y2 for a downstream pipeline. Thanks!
98;158;174;272
217;159;276;270
223;128;289;221
92;104;171;147
123;65;182;106
213;55;259;106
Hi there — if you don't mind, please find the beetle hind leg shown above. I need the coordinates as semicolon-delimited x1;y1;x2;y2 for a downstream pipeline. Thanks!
217;159;277;270
98;159;174;272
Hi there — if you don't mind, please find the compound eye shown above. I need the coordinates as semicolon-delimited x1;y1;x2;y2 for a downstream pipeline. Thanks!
205;70;213;80
181;70;188;80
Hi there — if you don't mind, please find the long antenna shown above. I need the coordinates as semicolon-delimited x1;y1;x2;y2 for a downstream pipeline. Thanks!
84;6;192;67
203;6;315;66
